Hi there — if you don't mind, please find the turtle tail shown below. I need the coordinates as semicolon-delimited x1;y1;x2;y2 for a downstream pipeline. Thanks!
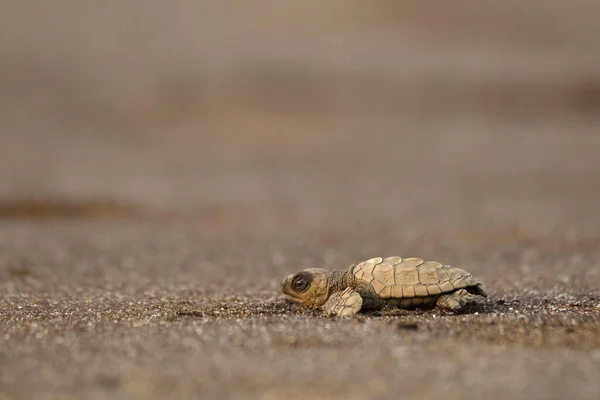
466;284;488;298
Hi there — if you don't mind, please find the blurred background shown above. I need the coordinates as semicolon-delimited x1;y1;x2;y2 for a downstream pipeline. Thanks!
2;2;600;399
1;0;600;244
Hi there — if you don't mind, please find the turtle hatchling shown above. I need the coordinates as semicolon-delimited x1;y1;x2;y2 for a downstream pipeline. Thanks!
281;256;487;317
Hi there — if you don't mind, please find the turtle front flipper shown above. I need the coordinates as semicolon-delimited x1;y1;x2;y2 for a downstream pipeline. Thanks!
322;287;363;317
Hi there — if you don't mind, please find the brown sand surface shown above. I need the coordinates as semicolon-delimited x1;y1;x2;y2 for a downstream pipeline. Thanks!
1;2;600;399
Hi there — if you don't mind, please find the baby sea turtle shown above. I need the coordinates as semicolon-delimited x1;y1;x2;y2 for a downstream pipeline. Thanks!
281;256;487;317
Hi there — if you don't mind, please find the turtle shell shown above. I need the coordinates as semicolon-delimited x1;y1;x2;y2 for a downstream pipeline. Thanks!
351;256;482;305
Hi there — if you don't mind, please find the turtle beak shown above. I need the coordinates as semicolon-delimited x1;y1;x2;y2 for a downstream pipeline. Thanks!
280;276;289;291
280;275;295;298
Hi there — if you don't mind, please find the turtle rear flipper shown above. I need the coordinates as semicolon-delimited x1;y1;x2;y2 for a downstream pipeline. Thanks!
436;289;478;312
323;287;363;317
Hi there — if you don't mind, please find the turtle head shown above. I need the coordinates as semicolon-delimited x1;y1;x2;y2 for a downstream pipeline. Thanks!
281;268;331;308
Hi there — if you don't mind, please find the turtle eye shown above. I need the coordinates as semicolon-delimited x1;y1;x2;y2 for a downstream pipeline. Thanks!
291;274;311;293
